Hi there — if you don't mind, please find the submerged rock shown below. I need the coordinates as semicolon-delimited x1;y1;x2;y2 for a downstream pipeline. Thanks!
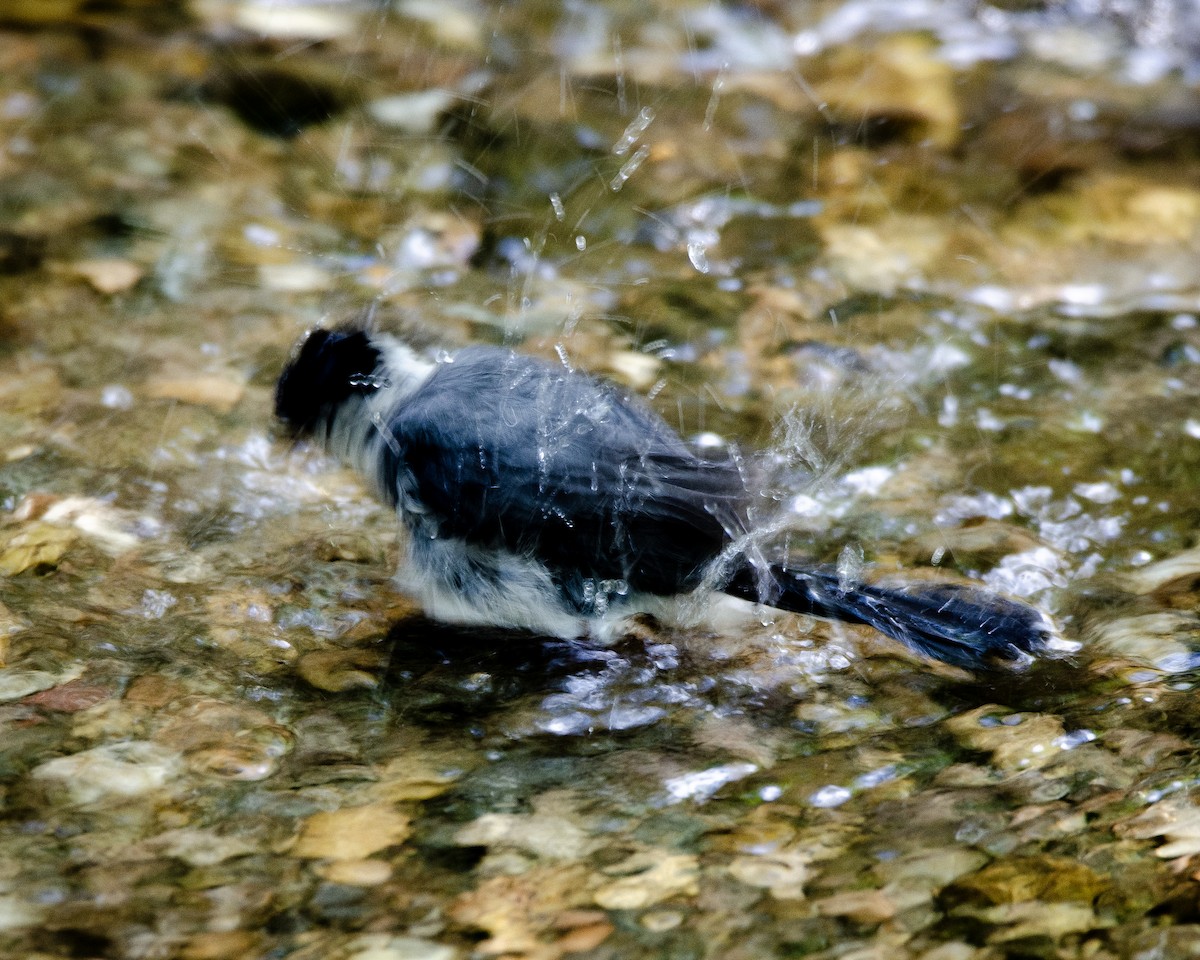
292;802;412;860
31;740;183;805
593;852;700;909
945;706;1069;773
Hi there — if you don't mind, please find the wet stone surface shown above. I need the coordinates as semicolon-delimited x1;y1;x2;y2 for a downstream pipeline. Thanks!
2;0;1200;957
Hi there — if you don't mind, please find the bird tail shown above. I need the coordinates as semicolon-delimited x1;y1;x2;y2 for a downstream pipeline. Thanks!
723;562;1059;672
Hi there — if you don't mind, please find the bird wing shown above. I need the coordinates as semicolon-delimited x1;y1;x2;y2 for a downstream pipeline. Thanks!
384;348;746;595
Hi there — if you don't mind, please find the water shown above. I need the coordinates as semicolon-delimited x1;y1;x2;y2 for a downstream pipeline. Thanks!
1;1;1200;958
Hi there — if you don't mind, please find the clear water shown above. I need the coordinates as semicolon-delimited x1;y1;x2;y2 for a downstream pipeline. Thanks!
1;1;1200;957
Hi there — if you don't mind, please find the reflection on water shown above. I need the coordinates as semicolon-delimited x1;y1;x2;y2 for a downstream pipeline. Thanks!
1;0;1200;957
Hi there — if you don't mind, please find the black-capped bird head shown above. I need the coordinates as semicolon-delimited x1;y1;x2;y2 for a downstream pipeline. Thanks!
275;327;383;437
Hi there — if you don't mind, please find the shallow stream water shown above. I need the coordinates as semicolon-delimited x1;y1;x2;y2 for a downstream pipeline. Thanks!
3;2;1200;958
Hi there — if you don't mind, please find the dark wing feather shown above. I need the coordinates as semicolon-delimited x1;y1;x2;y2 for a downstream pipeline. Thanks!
385;348;746;595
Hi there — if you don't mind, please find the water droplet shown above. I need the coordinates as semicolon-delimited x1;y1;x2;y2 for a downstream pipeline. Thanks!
692;431;727;449
244;223;280;247
703;65;727;130
662;762;756;803
836;543;864;591
1053;729;1096;750
686;241;709;274
538;712;595;736
976;408;1005;431
101;384;134;410
607;704;666;731
809;784;852;808
349;373;389;390
852;764;898;789
613;106;655;156
1068;410;1104;433
610;144;650;192
137;589;177;619
1073;481;1120;504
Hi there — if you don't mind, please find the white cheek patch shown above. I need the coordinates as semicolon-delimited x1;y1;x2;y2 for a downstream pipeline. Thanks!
371;334;435;404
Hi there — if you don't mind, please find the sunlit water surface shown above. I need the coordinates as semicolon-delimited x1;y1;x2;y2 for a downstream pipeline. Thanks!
1;1;1200;957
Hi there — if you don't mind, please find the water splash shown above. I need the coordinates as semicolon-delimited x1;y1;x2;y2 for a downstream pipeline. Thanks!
613;106;656;156
610;144;650;192
836;543;865;591
809;784;852;808
661;763;758;805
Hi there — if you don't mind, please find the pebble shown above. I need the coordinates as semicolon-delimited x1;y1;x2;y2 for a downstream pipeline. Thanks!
0;602;24;664
180;931;262;960
455;811;598;860
292;802;411;860
257;262;333;293
145;374;246;414
728;849;809;899
0;364;60;414
23;679;112;713
31;741;183;805
606;350;662;390
945;705;1068;772
1125;545;1200;596
874;848;989;902
316;858;393;886
816;34;961;148
1085;612;1200;671
40;496;146;555
917;944;978;960
1115;797;1200;858
0;664;84;704
124;673;188;708
346;935;458;960
371;750;475;802
368;90;457;134
0;523;77;576
395;0;483;51
233;4;356;41
593;853;699;910
0;894;44;933
141;827;258;868
556;921;614;951
814;889;898;925
69;258;143;294
639;910;683;932
297;648;389;692
186;738;289;781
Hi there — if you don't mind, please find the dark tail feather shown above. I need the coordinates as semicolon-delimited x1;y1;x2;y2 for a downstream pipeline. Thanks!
724;563;1057;671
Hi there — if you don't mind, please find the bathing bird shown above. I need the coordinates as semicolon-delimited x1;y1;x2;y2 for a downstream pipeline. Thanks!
275;325;1059;671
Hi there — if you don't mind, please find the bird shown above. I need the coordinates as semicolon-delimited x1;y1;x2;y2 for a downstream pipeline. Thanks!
274;323;1063;672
